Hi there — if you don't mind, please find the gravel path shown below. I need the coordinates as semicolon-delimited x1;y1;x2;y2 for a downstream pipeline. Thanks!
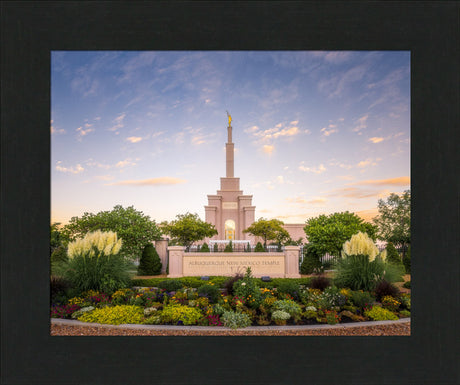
51;319;410;336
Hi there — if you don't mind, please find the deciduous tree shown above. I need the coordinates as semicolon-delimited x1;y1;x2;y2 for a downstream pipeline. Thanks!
161;212;218;251
373;190;411;252
62;205;162;261
304;211;377;258
243;218;288;250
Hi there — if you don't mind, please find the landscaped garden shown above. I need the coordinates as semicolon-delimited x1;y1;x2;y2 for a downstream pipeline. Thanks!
51;231;410;329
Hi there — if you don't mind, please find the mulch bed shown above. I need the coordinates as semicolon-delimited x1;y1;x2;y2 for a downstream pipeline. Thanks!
51;322;410;336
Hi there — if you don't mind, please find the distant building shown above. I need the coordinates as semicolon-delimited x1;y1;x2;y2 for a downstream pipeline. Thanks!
204;115;306;244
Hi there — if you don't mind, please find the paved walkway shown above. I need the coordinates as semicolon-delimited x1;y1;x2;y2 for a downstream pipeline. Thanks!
51;317;410;331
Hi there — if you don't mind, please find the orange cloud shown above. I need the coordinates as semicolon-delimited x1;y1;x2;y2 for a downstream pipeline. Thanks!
369;137;384;143
351;177;410;186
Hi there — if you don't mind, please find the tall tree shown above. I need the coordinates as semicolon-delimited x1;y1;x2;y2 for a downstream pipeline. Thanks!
243;218;288;250
304;211;377;258
62;205;162;261
161;212;218;251
373;190;411;252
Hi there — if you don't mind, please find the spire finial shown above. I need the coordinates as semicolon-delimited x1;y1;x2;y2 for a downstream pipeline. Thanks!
226;110;232;127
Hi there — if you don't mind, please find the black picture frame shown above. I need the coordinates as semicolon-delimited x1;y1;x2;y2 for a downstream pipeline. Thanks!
1;1;458;384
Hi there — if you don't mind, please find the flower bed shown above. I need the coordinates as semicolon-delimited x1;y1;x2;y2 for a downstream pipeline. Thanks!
51;269;410;329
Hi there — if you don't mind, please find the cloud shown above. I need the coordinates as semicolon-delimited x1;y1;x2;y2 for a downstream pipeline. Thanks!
108;113;126;132
298;162;326;174
327;187;385;199
55;161;84;174
115;158;137;168
287;196;307;204
76;126;94;138
356;158;377;168
352;114;368;134
320;126;338;137
126;136;142;143
369;137;384;143
249;121;302;142
191;135;207;145
263;145;274;155
106;177;187;186
349;177;410;186
51;121;65;135
276;176;284;184
355;209;380;222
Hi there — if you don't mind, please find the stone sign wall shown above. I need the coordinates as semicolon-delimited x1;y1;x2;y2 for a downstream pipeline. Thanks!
167;246;301;278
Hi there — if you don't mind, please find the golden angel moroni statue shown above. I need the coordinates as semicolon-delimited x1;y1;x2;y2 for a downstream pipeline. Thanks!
226;110;232;126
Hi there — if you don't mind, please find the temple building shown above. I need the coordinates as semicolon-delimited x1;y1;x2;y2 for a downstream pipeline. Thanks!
204;113;256;242
204;113;306;244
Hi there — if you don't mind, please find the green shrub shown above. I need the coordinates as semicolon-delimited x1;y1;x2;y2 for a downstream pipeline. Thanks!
272;299;302;321
51;245;68;275
180;277;205;288
50;276;73;305
271;310;290;325
78;305;144;325
398;293;411;310
208;276;228;288
213;243;218;252
233;268;262;308
224;273;243;296
254;242;265;252
138;244;162;275
160;304;203;325
309;275;331;291
364;306;398;321
300;244;322;274
403;245;411;274
350;290;375;309
246;242;251;252
200;243;210;252
318;286;347;309
158;279;183;292
385;242;403;266
403;281;411;289
399;309;411;317
197;284;221;303
274;280;301;301
224;241;233;252
221;311;252;329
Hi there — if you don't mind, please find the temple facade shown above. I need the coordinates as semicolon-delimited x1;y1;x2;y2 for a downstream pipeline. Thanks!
204;115;256;242
204;114;306;244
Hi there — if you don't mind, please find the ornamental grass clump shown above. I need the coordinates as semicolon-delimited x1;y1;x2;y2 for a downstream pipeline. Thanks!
60;230;132;294
335;232;403;291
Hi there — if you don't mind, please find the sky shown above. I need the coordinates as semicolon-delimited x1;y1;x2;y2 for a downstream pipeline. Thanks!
51;51;410;226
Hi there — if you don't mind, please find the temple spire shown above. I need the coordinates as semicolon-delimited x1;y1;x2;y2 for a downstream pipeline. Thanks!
225;111;234;177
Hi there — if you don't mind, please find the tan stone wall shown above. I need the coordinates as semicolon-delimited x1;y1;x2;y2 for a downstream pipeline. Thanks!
167;246;301;278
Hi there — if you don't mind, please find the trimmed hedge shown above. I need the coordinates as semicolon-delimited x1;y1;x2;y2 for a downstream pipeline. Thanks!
131;276;312;290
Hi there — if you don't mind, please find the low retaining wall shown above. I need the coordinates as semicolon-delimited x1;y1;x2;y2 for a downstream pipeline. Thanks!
167;246;301;278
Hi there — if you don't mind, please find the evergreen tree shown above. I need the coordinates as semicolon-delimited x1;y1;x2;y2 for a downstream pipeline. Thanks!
213;243;218;252
246;242;251;252
300;244;322;274
224;240;233;252
385;242;403;265
254;242;265;252
138;243;162;275
200;243;210;252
